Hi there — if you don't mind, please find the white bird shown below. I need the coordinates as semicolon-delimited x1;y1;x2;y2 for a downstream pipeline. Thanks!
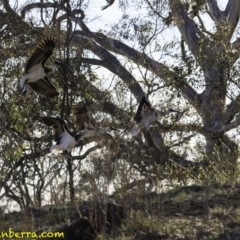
131;96;178;136
32;116;82;153
20;35;59;98
32;104;118;153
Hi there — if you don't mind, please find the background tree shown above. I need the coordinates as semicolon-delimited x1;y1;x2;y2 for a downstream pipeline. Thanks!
0;0;240;211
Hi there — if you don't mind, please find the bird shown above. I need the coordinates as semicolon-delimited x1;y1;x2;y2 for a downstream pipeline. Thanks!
73;104;118;152
32;104;118;153
32;116;82;153
101;0;115;10
72;103;96;130
20;35;60;98
131;96;179;136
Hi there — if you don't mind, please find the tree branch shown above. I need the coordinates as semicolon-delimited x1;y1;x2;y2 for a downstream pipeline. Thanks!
207;0;224;23
225;0;240;39
81;57;108;67
223;94;240;123
72;145;102;160
0;11;9;29
21;2;56;19
70;30;202;114
169;151;207;168
223;117;240;132
169;0;202;52
72;74;130;122
69;22;145;102
2;0;31;29
57;9;84;23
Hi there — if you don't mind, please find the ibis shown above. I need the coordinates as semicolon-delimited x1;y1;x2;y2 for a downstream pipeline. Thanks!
72;103;96;130
131;96;178;136
32;116;81;153
20;35;59;98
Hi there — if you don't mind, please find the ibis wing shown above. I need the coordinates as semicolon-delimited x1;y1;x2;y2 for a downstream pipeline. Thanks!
134;96;153;123
28;76;58;98
25;36;55;72
33;116;64;141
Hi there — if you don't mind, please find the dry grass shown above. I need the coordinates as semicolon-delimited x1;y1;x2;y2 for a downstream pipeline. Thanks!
1;185;240;239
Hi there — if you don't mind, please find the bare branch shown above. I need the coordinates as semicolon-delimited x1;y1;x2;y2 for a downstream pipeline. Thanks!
72;145;102;160
207;0;224;23
154;123;202;133
71;74;129;122
223;94;240;123
169;152;207;169
21;2;56;19
70;30;202;114
207;0;240;39
223;118;240;132
168;0;202;52
69;21;145;102
145;0;166;21
225;0;240;38
2;0;31;29
81;58;108;67
57;9;85;23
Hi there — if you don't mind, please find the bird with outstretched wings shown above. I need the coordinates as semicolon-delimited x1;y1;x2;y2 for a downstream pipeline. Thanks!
32;116;77;152
20;35;59;98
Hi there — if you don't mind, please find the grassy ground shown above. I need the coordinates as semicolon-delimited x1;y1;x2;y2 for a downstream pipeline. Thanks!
107;185;240;239
1;185;240;239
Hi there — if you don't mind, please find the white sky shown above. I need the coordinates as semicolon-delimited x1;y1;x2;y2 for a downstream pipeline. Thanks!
13;0;230;33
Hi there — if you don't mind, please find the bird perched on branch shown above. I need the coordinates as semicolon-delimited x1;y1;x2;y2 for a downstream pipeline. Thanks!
72;104;96;130
20;35;60;98
32;116;82;153
101;0;115;10
131;96;179;136
73;103;118;152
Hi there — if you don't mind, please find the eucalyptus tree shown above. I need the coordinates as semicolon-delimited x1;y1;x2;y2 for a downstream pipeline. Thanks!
0;0;240;208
